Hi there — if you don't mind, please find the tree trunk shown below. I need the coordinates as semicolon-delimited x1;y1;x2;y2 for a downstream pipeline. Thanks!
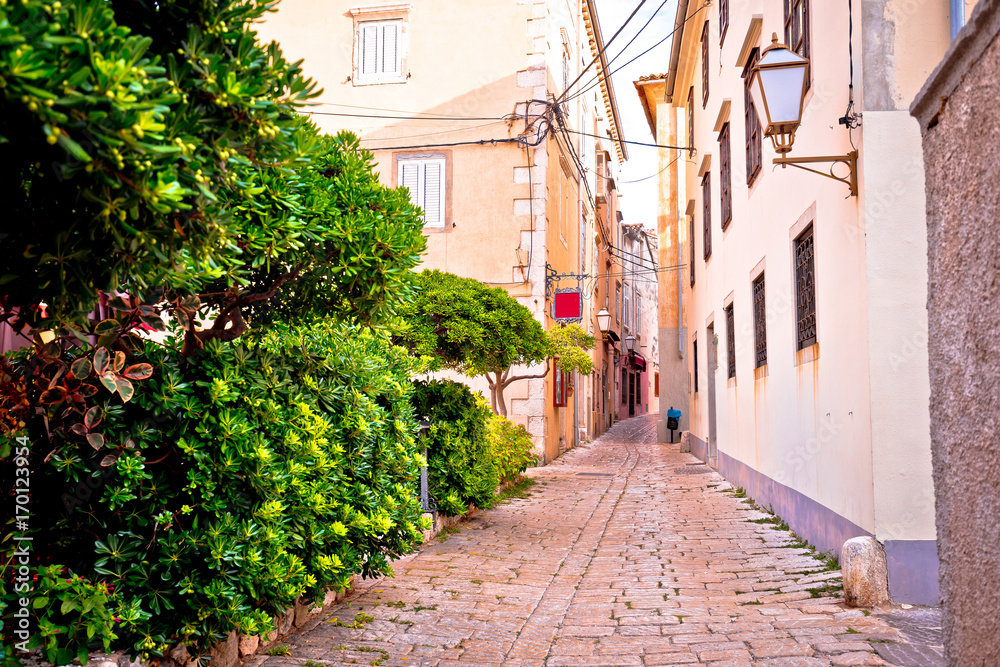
493;372;507;416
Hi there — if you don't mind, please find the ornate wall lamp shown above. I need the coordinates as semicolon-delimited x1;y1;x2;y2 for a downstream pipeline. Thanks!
748;34;858;196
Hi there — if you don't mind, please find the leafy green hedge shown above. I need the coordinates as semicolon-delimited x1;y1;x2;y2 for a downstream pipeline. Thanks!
411;380;495;516
1;322;427;661
411;381;537;516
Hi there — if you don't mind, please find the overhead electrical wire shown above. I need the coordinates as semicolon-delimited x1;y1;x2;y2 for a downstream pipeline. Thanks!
358;120;510;142
562;1;711;105
561;127;692;151
556;0;650;104
303;110;509;122
309;102;503;120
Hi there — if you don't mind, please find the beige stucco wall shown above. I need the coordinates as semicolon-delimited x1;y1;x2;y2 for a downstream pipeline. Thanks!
258;0;617;464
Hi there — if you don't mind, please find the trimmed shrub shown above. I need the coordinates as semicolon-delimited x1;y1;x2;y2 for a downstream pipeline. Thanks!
411;380;496;516
487;416;537;485
1;322;427;661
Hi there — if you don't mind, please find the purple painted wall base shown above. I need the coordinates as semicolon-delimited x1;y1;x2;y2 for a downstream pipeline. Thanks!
678;449;941;605
688;433;707;464
716;451;869;557
885;540;941;606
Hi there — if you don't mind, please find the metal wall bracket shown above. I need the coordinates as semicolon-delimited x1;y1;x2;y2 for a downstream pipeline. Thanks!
772;150;858;197
545;263;588;298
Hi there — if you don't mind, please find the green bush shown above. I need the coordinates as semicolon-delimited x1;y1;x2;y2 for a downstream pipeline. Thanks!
487;416;537;485
1;322;427;660
411;380;496;516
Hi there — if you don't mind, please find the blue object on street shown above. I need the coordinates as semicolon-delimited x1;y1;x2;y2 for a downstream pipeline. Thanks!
667;408;681;419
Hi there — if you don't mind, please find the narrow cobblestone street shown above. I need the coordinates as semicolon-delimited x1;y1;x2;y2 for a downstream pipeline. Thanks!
250;414;942;667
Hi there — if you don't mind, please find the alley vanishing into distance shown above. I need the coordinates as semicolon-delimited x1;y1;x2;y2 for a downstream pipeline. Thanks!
251;415;942;667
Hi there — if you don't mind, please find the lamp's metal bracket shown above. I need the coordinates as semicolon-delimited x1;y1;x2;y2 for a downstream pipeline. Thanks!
545;263;588;298
773;150;858;197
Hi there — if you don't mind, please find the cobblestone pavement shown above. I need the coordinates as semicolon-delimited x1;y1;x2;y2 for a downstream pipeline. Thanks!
251;414;940;667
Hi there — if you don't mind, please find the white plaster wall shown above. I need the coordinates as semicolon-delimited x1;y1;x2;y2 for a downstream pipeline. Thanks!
860;110;936;542
681;0;878;533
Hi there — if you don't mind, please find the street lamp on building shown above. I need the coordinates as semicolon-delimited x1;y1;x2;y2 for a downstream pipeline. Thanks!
597;309;611;340
748;34;858;196
625;334;636;354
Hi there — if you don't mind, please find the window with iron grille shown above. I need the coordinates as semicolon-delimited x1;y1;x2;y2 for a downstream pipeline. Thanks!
702;174;712;260
701;21;709;107
753;273;767;367
725;304;736;379
719;0;729;46
794;226;817;350
743;48;762;186
689;216;696;287
687;87;695;158
719;123;732;230
785;0;811;90
621;368;628;404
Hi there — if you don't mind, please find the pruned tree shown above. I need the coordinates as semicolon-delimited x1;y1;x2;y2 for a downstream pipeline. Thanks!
397;270;594;416
0;0;426;350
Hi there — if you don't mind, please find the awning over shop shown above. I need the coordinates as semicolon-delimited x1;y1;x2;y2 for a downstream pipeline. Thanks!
632;353;647;371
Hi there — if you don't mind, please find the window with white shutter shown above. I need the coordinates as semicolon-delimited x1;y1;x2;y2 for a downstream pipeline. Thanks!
350;7;409;86
358;20;401;80
397;157;446;228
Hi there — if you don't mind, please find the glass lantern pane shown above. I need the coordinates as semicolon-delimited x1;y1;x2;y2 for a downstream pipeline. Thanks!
759;65;807;124
750;73;768;128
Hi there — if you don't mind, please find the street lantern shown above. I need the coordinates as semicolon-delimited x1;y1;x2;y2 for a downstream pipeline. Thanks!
747;34;809;155
748;33;858;196
625;334;636;354
596;309;611;336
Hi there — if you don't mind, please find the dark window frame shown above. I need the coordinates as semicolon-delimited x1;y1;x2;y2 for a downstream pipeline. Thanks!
687;87;695;158
702;173;712;260
753;273;767;368
794;225;817;350
693;339;699;393
725;303;736;380
689;215;696;287
719;0;729;46
784;0;811;90
719;122;732;230
701;21;710;108
743;48;762;187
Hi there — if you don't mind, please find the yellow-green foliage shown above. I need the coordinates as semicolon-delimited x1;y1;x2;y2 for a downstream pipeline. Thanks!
487;416;537;484
1;322;427;660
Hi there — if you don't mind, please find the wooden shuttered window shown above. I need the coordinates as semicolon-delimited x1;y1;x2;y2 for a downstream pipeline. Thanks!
719;0;729;46
687;87;695;158
719;122;732;230
701;21;710;107
689;216;696;287
743;48;762;187
702;174;712;260
358;20;401;81
398;158;445;228
784;0;811;89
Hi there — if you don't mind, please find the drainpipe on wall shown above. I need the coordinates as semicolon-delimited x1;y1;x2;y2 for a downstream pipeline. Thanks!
950;0;966;39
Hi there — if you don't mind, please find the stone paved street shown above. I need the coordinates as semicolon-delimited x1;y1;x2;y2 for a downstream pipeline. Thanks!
250;414;940;667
